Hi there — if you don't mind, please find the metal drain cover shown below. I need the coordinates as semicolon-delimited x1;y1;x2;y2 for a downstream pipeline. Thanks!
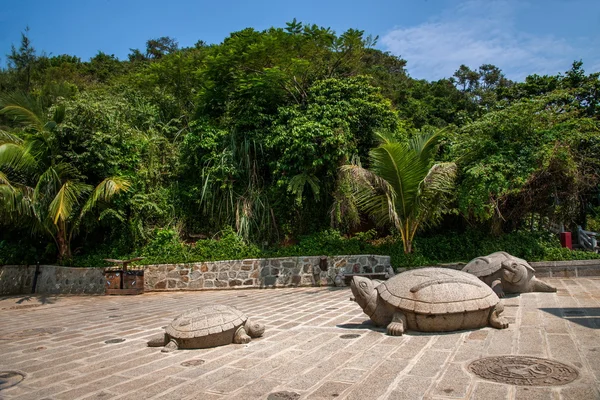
0;371;26;390
340;334;361;339
104;338;125;344
469;356;579;386
181;359;205;367
267;391;300;400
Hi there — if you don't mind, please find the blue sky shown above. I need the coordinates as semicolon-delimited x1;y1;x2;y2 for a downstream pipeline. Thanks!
0;0;598;81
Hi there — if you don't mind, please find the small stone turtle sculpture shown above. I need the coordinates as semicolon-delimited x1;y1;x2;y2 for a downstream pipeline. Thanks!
147;304;265;352
462;251;556;297
350;268;508;335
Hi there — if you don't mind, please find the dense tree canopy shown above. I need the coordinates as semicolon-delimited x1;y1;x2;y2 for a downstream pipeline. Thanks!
1;23;599;265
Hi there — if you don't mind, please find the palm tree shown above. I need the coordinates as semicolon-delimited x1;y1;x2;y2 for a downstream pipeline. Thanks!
0;93;131;262
341;131;456;253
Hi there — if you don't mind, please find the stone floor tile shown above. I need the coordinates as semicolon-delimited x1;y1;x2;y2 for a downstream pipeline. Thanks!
387;375;432;400
305;381;352;399
514;386;559;400
430;362;473;398
0;283;598;400
468;381;510;399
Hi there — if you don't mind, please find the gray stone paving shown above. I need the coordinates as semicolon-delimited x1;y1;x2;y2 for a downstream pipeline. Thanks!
0;277;599;399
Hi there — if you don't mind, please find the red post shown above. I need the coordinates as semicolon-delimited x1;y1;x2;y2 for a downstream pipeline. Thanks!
560;232;572;249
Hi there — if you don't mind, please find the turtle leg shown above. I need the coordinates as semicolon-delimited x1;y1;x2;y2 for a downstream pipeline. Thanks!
489;302;509;329
490;279;505;298
234;326;252;344
386;311;407;336
161;339;179;352
147;333;168;347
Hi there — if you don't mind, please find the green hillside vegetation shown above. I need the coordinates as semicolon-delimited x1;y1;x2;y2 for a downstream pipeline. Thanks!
1;22;599;268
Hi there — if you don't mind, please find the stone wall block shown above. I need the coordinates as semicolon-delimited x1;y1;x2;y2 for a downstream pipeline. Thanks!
155;280;167;289
218;272;229;280
188;279;204;289
215;280;228;288
190;270;202;281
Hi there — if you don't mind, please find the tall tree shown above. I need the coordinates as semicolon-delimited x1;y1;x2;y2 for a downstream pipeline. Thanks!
341;131;456;253
0;93;131;262
7;27;37;92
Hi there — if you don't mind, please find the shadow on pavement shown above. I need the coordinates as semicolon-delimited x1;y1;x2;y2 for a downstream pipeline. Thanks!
540;307;600;329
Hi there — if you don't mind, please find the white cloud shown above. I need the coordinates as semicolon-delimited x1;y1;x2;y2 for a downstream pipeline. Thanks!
381;0;593;81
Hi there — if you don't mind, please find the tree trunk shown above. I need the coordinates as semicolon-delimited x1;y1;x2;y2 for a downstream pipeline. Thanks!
56;224;71;264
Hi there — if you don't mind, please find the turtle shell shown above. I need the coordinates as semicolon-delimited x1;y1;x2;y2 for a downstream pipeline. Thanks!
377;267;499;315
462;251;509;277
166;304;247;340
462;251;531;277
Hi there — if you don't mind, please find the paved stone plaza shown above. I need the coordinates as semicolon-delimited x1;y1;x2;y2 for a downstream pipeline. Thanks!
0;277;598;399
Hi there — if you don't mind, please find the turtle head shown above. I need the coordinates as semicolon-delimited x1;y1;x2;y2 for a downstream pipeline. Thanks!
350;276;377;310
501;259;530;286
244;319;265;338
500;256;555;293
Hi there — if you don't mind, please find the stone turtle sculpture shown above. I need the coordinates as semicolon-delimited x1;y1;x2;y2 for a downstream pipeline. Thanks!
462;251;556;297
350;268;508;335
147;304;265;352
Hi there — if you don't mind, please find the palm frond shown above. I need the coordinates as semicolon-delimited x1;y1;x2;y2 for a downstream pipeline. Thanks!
369;142;428;219
340;164;400;229
33;166;62;205
287;173;321;205
0;93;47;132
0;129;24;145
0;143;26;170
49;180;91;224
409;130;441;161
80;176;132;217
417;162;457;228
374;130;398;145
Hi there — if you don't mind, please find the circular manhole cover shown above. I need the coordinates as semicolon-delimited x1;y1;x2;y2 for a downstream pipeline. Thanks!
267;391;300;400
104;338;125;344
0;371;26;390
469;356;579;386
340;334;361;339
181;359;205;367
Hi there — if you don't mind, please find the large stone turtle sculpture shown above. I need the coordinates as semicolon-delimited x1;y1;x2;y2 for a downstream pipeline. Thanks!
350;268;508;335
147;304;265;352
462;251;556;297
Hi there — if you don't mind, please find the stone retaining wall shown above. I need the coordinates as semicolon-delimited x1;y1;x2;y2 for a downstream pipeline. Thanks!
2;257;598;296
0;265;37;295
530;260;600;278
144;255;392;291
0;265;105;295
